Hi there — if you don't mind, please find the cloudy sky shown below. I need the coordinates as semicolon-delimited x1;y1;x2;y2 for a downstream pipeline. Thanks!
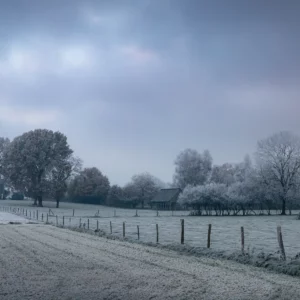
0;0;299;185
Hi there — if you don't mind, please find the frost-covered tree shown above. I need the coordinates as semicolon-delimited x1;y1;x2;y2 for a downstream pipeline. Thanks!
2;129;73;206
178;183;227;215
210;163;236;186
178;184;203;213
68;167;110;203
124;173;166;208
226;182;251;215
173;149;212;189
234;154;253;183
256;131;300;215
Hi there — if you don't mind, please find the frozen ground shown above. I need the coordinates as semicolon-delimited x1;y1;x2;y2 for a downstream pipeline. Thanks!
1;223;300;300
1;200;300;257
0;211;31;224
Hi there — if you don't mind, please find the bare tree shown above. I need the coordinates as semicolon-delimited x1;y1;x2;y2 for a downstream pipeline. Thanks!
256;131;300;215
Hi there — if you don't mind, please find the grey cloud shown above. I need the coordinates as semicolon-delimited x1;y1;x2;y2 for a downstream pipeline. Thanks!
1;0;300;185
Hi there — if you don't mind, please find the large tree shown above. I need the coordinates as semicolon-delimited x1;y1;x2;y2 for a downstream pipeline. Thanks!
2;129;73;206
173;149;212;189
68;167;110;203
256;131;300;215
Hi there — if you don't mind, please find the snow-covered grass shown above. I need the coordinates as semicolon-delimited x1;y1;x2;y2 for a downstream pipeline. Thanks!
2;224;300;299
0;211;32;224
1;199;300;258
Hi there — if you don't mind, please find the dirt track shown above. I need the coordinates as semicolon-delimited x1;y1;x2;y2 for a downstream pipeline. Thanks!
1;223;300;300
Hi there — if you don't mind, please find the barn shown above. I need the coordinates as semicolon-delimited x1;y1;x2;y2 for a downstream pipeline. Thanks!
151;188;182;210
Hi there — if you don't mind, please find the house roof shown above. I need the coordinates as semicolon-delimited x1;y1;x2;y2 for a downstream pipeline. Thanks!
151;188;182;203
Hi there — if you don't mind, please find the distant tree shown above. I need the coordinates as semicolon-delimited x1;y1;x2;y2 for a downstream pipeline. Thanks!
210;163;236;186
68;167;110;204
255;131;300;215
48;156;82;208
124;173;166;208
178;183;227;215
2;129;73;206
106;184;124;206
0;137;10;199
173;149;212;189
0;137;10;173
234;154;253;183
178;184;203;214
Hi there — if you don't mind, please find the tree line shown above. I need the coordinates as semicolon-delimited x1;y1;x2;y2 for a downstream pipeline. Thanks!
1;129;300;215
177;132;300;216
0;129;166;208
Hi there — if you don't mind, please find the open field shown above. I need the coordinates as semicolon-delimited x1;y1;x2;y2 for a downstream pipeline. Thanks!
1;217;300;300
1;200;300;258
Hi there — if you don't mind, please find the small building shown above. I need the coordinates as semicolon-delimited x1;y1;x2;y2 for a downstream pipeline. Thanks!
151;188;182;210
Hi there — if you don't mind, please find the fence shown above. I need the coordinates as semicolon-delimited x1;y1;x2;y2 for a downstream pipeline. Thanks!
0;205;291;260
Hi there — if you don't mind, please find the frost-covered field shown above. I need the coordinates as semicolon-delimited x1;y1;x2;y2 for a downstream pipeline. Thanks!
2;224;300;299
0;211;31;224
1;200;300;257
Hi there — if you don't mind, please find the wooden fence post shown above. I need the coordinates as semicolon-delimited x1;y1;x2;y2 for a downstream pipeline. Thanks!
123;222;125;238
156;224;159;243
137;225;140;240
30;211;31;219
73;209;75;217
46;214;48;223
110;221;112;234
207;224;212;248
97;220;99;231
26;209;27;217
79;218;81;227
241;226;245;254
37;210;38;220
56;215;58;226
277;226;286;261
156;210;159;217
88;219;89;230
63;216;65;227
42;214;44;222
181;219;184;244
135;210;138;217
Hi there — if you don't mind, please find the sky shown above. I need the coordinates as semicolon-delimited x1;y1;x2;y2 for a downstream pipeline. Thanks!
0;0;300;185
